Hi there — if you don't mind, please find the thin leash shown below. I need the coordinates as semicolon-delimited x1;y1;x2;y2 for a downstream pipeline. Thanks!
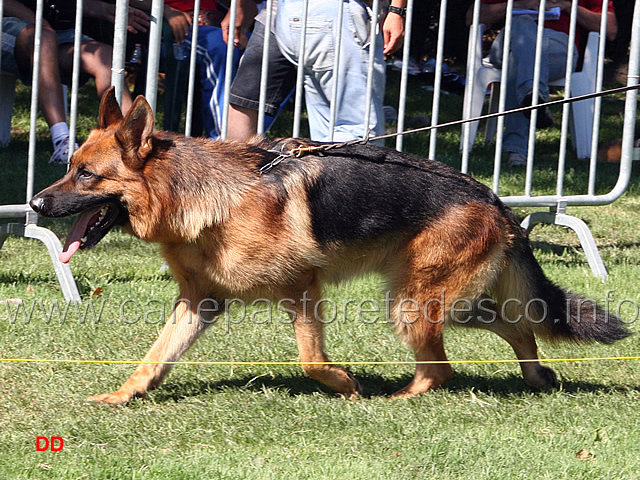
258;84;640;174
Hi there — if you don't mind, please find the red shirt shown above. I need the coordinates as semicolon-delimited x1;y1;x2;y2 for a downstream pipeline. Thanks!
481;0;614;48
165;0;218;11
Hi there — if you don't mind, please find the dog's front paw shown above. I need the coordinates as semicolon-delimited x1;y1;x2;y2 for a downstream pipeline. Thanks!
87;390;135;405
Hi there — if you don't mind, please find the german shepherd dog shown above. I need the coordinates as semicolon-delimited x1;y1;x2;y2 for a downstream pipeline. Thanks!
30;88;630;405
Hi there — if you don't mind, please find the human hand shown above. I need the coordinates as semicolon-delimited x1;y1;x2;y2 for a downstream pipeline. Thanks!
221;0;258;48
514;0;542;9
127;7;150;34
514;0;561;11
546;0;573;14
383;10;405;54
165;6;192;44
198;10;223;27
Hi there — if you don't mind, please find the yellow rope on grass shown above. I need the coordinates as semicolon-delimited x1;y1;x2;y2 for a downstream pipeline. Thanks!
0;356;639;366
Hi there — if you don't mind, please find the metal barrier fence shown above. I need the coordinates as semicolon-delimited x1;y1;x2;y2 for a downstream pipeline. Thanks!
0;0;638;301
0;0;82;303
461;0;639;281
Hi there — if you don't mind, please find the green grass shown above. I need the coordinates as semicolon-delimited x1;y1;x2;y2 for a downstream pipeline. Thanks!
1;78;639;479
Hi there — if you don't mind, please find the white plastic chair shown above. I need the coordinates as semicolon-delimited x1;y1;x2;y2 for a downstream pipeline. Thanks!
461;24;600;159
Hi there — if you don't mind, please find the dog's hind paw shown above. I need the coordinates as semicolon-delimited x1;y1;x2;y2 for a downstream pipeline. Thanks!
524;365;559;390
87;390;136;406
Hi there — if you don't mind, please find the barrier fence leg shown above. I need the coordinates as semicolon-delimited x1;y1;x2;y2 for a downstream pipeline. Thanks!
520;208;608;282
0;214;81;304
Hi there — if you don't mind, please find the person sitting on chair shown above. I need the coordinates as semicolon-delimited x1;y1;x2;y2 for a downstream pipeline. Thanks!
1;0;148;164
466;0;617;167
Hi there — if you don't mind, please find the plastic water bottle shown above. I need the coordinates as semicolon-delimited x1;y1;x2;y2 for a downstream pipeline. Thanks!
173;42;189;61
129;43;142;64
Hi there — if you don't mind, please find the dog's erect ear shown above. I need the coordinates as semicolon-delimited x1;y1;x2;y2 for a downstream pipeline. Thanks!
98;86;124;129
115;95;155;170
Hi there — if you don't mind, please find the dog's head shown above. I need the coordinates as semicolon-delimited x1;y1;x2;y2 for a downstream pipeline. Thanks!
30;87;155;263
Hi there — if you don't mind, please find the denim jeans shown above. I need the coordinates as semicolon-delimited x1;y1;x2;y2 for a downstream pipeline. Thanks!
489;15;577;155
275;0;385;142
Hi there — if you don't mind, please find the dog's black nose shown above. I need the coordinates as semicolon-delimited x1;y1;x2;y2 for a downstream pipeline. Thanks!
29;196;45;213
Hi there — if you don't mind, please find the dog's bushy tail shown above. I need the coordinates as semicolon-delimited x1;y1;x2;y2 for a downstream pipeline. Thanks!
495;236;632;344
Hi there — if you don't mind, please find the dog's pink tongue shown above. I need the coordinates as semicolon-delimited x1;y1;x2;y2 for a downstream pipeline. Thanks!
59;207;101;264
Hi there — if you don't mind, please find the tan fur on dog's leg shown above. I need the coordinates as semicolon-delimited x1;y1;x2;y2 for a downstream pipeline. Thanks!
458;295;558;389
286;281;361;398
388;203;508;397
391;338;453;398
389;287;453;398
89;293;212;405
468;317;557;389
505;333;557;389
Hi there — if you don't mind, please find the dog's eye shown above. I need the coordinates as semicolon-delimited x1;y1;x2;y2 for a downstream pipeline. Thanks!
78;169;94;180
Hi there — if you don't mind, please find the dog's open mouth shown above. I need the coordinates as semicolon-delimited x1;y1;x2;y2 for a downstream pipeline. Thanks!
60;203;122;263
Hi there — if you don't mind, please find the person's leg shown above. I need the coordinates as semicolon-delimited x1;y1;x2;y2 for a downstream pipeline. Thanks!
489;20;532;157
519;29;574;131
508;17;572;105
227;21;297;141
13;23;67;128
275;0;384;141
58;38;133;113
546;29;576;81
497;17;558;157
9;20;72;162
88;40;133;113
300;70;332;141
275;0;331;139
330;0;385;141
162;20;189;132
508;15;544;104
227;104;258;140
195;26;244;140
502;42;531;158
488;17;534;160
489;17;575;163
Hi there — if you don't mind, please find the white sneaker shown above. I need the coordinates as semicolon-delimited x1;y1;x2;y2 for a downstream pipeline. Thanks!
507;152;527;167
49;137;78;164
